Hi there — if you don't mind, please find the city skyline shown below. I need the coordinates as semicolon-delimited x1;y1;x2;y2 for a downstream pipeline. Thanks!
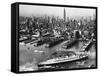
19;5;96;19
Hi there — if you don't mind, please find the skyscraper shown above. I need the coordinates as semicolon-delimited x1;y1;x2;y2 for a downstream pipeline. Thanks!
64;8;66;22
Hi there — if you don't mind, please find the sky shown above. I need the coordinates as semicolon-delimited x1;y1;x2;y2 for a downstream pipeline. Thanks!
19;5;96;19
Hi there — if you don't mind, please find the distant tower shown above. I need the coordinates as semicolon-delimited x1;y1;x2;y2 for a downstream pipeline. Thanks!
64;8;66;22
93;13;96;21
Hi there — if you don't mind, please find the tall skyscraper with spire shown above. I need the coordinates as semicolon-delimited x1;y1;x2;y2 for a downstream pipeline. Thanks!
64;8;66;22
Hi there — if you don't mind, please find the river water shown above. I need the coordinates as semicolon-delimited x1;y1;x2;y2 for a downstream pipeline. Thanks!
19;40;96;71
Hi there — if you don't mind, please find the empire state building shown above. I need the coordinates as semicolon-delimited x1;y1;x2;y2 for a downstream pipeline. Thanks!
64;8;66;22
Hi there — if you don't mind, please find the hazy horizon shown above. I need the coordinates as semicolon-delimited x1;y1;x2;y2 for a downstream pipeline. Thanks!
19;5;96;19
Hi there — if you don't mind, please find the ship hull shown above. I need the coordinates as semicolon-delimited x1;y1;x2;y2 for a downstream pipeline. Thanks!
38;56;88;67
